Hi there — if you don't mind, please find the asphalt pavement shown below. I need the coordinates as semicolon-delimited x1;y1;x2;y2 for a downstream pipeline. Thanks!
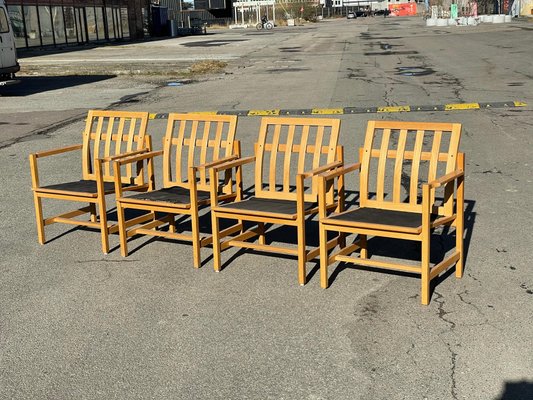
1;17;532;400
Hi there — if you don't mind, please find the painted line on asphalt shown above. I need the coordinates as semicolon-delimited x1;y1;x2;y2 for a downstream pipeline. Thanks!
147;101;527;119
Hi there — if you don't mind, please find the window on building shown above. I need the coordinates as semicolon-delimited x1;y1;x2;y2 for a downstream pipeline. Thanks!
0;7;10;33
38;6;54;45
120;8;129;38
24;6;41;47
51;6;66;45
7;5;26;47
63;6;77;43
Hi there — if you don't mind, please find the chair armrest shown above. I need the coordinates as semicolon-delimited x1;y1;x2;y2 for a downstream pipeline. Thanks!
31;144;83;158
195;155;240;170
300;160;344;178
112;150;164;166
319;162;361;182
428;170;464;188
212;156;256;173
99;148;151;163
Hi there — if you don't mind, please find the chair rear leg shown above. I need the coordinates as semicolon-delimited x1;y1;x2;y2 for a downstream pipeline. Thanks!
116;202;129;257
319;223;330;289
97;197;109;254
421;237;430;305
359;234;368;259
33;193;45;245
297;219;306;286
258;222;266;245
455;217;464;279
211;212;222;272
89;203;97;222
191;212;201;269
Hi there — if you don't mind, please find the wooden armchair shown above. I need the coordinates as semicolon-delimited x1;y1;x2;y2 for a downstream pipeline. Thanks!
210;117;344;285
319;121;465;305
29;110;152;254
113;113;241;268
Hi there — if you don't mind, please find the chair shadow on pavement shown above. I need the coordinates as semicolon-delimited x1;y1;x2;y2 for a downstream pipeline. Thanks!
0;75;116;96
497;380;533;400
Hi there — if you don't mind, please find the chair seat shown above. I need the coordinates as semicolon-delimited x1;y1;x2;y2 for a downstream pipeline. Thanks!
123;186;210;207
37;179;124;196
216;197;316;219
323;207;441;234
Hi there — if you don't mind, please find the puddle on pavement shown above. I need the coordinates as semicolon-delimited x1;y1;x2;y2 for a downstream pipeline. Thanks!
182;39;247;47
395;66;435;77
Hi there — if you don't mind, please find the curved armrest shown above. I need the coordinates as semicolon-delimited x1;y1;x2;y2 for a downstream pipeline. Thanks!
212;156;256;173
31;144;83;158
428;170;464;188
300;160;344;178
195;155;240;170
100;148;151;163
319;162;361;182
113;150;164;166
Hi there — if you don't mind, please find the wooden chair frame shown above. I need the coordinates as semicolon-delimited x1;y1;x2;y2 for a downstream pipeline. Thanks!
319;121;465;305
210;117;344;285
113;113;241;268
29;110;152;254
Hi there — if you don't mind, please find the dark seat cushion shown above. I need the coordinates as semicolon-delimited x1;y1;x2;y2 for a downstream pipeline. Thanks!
326;207;440;233
124;186;210;205
40;180;120;194
217;197;316;219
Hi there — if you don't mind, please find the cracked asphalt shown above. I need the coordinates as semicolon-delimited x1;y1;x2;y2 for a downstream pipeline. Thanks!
1;17;532;400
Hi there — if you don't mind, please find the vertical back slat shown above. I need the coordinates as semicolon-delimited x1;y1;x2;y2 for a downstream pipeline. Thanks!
268;124;282;193
114;117;126;157
360;121;377;207
81;111;94;179
312;126;325;169
297;125;310;174
376;128;391;201
93;115;104;171
283;125;296;193
392;129;408;202
187;121;199;183
174;119;187;183
103;117;115;177
199;121;211;185
255;119;269;195
428;130;442;205
125;118;137;180
212;121;224;161
409;130;425;204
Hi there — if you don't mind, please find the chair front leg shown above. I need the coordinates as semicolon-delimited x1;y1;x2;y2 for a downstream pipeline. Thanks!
33;193;45;245
95;161;110;254
319;222;329;289
296;174;306;286
116;201;129;257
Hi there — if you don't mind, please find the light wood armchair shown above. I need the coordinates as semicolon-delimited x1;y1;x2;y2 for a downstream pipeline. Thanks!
210;117;344;285
29;110;152;254
113;113;241;268
319;120;465;305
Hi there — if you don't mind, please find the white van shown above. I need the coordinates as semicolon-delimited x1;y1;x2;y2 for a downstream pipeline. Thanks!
0;0;19;86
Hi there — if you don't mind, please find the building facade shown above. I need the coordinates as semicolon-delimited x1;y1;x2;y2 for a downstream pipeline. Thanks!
5;0;149;48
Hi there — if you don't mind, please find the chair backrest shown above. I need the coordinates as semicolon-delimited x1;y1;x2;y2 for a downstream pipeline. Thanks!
360;120;462;215
162;113;238;191
254;117;341;202
82;110;149;183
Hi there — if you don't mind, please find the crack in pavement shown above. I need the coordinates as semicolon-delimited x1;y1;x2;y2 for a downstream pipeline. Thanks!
434;291;458;400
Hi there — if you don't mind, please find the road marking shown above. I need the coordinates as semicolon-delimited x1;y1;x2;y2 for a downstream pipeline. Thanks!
147;101;527;119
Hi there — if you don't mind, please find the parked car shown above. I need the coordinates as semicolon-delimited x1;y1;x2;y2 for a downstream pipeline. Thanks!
347;11;356;19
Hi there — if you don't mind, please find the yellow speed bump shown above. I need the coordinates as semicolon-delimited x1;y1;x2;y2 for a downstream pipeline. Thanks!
445;103;480;111
377;106;411;113
247;109;280;116
311;108;343;115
